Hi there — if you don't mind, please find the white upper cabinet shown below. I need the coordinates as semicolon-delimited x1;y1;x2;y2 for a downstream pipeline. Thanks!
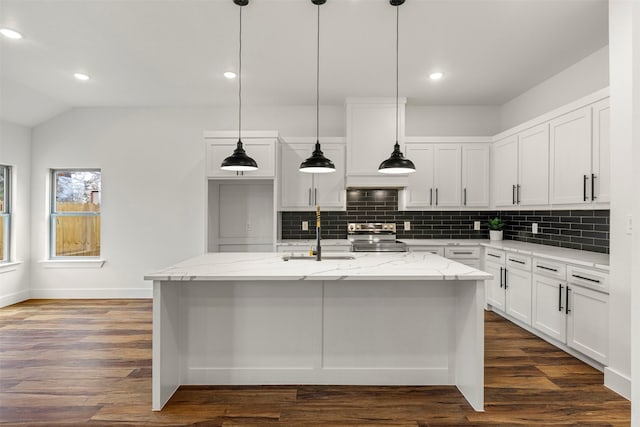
434;145;462;207
462;144;490;207
279;142;345;211
518;123;549;205
591;98;610;204
493;123;549;207
549;106;592;204
403;144;461;209
206;137;277;179
404;144;435;208
492;136;519;207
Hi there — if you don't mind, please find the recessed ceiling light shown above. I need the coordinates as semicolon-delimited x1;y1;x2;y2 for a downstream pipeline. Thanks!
0;28;23;39
224;71;237;79
429;72;444;81
73;72;90;81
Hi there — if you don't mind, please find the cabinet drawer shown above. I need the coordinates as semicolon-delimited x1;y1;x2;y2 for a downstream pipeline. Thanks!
506;254;531;271
445;247;480;259
567;266;609;294
409;247;444;256
484;249;505;263
533;258;566;280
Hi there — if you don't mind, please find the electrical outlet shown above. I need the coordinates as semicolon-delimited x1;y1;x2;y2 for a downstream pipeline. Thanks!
404;221;411;231
474;221;480;231
302;221;308;231
246;222;253;232
626;215;633;235
532;223;538;234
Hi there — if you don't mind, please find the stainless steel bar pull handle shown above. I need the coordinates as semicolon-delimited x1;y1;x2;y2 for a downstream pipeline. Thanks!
430;188;433;206
516;184;521;204
464;188;467;206
512;184;516;205
558;284;564;312
583;175;588;202
435;188;439;206
314;188;317;205
591;173;596;201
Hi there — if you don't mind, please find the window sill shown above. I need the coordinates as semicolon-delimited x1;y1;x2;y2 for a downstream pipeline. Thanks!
40;259;106;269
0;261;23;274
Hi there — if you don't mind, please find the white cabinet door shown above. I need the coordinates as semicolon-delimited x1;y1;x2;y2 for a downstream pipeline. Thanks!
493;136;518;207
505;268;532;326
206;138;276;178
404;144;435;208
518;124;549;206
549;107;592;204
532;275;567;343
433;145;461;207
280;144;314;209
315;144;346;209
485;261;506;312
567;285;608;364
462;144;490;207
591;98;610;204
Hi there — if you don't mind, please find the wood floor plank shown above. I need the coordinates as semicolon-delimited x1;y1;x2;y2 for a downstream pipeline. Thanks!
0;300;630;426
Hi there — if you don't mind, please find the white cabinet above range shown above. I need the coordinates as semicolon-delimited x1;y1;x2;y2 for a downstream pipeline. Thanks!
279;139;346;211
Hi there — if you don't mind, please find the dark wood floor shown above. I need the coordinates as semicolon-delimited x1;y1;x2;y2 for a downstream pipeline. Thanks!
0;299;630;426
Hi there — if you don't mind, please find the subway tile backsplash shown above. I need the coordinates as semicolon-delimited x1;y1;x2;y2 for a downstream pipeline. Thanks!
280;189;609;254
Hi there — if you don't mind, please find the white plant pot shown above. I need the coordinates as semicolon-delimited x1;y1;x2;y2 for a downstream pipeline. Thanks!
489;230;503;241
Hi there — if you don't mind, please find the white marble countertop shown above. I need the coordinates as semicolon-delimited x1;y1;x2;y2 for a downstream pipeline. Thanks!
399;239;609;271
145;252;492;282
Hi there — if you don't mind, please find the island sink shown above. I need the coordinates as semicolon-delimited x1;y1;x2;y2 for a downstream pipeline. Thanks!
282;254;356;261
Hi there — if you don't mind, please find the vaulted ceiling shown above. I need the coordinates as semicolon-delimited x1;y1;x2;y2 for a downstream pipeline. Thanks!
0;0;608;127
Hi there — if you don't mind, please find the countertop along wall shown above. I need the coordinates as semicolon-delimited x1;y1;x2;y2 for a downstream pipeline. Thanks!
0;120;31;307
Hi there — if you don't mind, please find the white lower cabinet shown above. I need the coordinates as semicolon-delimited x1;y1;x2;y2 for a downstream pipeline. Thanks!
531;259;609;365
484;250;532;326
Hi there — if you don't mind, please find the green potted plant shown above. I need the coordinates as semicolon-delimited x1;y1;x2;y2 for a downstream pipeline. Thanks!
487;217;505;241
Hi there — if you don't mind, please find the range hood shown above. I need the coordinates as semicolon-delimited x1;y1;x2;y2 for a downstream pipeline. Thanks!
345;97;410;189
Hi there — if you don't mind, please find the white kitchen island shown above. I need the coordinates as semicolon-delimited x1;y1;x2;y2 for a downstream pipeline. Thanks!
145;252;491;411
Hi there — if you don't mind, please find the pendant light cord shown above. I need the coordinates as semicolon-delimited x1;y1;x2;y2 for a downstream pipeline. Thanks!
395;4;399;145
238;5;243;142
316;2;320;144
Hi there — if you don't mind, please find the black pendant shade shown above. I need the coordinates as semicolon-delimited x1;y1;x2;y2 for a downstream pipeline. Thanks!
221;0;258;172
221;139;258;171
378;142;416;174
300;0;335;174
300;141;336;173
378;0;415;174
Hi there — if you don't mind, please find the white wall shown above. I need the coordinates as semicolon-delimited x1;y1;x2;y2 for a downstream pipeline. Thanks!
406;105;500;136
28;105;347;297
629;1;640;423
499;46;610;131
0;120;31;307
606;1;633;401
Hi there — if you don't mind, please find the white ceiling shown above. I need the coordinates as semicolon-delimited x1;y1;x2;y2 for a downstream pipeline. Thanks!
0;0;608;127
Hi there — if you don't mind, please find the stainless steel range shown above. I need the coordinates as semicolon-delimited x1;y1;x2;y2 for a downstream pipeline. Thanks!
347;223;408;252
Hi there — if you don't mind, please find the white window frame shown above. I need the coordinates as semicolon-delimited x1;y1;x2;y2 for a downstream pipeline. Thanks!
50;168;101;259
0;165;11;263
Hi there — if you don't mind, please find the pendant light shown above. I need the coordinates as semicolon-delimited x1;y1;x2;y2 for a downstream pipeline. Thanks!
378;0;415;174
300;0;335;174
221;0;258;172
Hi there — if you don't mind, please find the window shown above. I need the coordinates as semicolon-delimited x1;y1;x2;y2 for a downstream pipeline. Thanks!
0;165;10;262
51;169;101;258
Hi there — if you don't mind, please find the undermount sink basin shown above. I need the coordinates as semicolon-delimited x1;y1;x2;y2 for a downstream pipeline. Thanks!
282;254;356;261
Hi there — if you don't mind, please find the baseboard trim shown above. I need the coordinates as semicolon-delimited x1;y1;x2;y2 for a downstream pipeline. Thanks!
604;367;631;400
0;290;30;308
29;288;152;299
